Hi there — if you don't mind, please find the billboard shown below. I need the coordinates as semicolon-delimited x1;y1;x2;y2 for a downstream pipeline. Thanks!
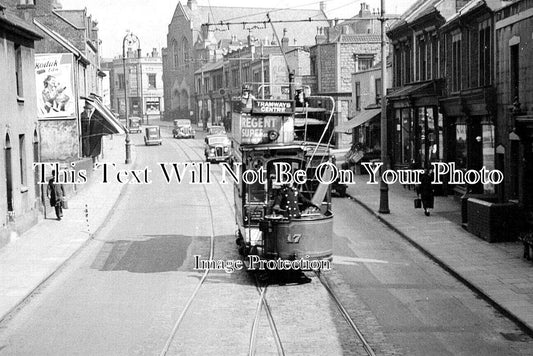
35;53;76;119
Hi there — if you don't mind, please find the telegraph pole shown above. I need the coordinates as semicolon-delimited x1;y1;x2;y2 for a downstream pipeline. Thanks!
379;0;390;213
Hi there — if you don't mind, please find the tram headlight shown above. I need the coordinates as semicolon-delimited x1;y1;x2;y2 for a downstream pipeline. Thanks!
224;146;229;152
210;148;215;153
267;130;279;142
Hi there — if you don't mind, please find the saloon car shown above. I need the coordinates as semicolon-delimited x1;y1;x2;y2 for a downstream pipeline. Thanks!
173;119;195;139
204;134;231;163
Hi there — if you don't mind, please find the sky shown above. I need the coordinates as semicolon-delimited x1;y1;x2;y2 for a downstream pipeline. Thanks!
61;0;416;58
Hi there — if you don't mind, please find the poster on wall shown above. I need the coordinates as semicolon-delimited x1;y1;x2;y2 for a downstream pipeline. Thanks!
35;53;76;119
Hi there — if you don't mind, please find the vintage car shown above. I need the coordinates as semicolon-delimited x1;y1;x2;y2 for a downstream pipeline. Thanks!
173;119;195;139
144;126;162;146
207;125;226;135
129;117;142;133
204;134;231;163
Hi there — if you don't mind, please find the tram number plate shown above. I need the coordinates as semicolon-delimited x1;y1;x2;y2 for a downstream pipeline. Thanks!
286;234;302;244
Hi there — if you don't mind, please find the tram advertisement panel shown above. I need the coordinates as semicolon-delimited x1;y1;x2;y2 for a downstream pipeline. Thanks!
238;113;294;144
252;99;294;115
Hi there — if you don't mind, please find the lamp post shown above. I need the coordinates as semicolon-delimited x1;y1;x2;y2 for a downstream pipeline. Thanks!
122;32;141;164
378;0;390;213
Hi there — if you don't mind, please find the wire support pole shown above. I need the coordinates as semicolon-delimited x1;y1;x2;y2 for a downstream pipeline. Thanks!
378;0;390;214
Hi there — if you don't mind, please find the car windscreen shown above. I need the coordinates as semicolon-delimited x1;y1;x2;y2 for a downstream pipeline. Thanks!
207;137;229;145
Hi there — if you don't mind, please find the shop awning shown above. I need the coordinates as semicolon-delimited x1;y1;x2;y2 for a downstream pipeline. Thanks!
387;81;435;100
334;108;381;133
84;96;126;134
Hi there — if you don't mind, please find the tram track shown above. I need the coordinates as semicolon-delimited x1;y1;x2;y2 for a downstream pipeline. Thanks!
158;136;217;356
174;135;286;356
169;132;376;355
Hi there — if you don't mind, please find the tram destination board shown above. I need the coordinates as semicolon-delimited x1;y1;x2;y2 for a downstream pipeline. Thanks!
252;99;294;115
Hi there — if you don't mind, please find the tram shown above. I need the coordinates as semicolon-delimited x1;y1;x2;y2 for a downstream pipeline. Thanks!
230;85;336;265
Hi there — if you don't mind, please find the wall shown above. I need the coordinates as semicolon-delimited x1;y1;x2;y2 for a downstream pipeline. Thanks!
0;26;40;245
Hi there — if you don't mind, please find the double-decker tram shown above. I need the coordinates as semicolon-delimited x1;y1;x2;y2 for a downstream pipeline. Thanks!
230;84;336;268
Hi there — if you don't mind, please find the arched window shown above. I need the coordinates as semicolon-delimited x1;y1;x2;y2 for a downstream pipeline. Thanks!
181;89;189;110
172;39;179;69
181;37;189;67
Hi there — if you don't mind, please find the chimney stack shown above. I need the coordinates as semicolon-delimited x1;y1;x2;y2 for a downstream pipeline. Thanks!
187;0;197;11
319;1;326;13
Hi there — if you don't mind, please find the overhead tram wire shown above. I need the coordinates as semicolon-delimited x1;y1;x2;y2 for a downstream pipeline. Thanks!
218;0;331;23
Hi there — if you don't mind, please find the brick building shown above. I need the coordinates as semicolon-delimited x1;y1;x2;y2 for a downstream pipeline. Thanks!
0;3;42;246
495;0;533;222
311;3;394;148
5;0;115;162
163;0;328;123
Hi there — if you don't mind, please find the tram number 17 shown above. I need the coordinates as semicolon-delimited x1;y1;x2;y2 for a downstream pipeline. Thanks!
286;234;302;244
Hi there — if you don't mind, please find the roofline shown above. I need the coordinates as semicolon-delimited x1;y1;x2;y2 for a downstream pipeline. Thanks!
33;19;91;65
0;9;42;40
52;10;84;30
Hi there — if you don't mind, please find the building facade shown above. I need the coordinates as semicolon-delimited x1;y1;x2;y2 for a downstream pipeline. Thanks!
104;48;164;122
0;4;42;246
163;0;328;123
495;0;533;218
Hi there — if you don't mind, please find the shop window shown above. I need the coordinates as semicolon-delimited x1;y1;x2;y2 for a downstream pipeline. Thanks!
482;124;495;193
395;108;412;165
456;123;467;170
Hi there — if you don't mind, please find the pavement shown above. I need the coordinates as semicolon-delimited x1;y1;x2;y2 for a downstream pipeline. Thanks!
345;174;533;335
0;134;136;322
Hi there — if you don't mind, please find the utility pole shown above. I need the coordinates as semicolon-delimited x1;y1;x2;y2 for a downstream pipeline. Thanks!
379;0;390;213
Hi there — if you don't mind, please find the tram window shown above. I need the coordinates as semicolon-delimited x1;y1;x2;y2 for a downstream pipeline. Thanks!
247;179;266;202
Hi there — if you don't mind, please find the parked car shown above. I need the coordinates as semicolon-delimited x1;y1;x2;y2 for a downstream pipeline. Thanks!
204;134;231;163
207;125;226;135
173;119;195;139
129;117;142;133
144;126;162;146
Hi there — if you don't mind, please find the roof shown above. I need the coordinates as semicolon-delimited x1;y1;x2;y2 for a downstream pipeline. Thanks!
180;5;328;47
389;0;441;32
443;0;506;28
0;5;42;40
339;34;381;43
33;19;90;65
54;9;86;29
195;60;224;74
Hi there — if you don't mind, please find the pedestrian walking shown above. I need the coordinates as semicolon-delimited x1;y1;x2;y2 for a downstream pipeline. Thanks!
47;171;65;220
416;169;435;216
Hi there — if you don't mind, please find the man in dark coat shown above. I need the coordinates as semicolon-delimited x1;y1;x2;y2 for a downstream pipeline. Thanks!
417;169;435;216
272;183;318;218
47;171;65;220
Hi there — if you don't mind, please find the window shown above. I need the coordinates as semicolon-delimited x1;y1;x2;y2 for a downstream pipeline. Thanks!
19;135;26;186
375;78;382;105
510;44;519;102
148;73;156;89
452;32;462;92
19;0;35;5
478;21;491;86
355;82;361;111
310;56;317;76
118;74;125;90
417;36;426;81
172;40;179;69
15;44;23;99
181;37;189;67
